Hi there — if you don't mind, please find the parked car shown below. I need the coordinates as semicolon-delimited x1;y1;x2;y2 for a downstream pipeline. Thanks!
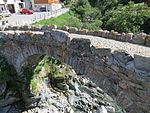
0;10;11;17
20;8;34;14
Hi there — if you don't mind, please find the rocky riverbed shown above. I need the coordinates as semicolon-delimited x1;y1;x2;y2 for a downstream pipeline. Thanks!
0;55;125;113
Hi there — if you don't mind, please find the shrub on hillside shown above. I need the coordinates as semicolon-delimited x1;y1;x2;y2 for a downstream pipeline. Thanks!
102;2;150;34
72;0;101;22
86;19;103;30
66;16;83;29
88;0;145;15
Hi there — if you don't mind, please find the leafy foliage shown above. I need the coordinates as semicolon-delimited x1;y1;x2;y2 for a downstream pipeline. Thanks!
34;0;150;34
86;19;102;30
89;0;119;15
102;2;150;34
88;0;146;15
72;0;101;22
70;0;102;30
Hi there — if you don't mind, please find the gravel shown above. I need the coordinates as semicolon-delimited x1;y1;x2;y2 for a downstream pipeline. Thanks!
70;34;150;57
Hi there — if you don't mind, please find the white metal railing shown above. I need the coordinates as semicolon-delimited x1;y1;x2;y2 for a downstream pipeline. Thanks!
0;8;70;26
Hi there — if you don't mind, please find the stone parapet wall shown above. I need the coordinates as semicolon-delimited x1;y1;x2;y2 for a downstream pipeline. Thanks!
1;25;150;46
0;29;150;113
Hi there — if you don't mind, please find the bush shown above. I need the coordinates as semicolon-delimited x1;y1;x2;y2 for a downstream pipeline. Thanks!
102;2;150;34
88;0;145;15
72;0;101;22
86;19;102;30
66;16;82;29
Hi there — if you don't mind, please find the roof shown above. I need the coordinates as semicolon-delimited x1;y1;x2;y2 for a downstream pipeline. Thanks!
35;0;60;4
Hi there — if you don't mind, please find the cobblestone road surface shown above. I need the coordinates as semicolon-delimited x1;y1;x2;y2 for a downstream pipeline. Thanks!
70;34;150;57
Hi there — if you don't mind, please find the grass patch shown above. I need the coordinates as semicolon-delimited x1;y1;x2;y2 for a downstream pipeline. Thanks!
52;71;68;78
32;12;83;29
112;91;118;96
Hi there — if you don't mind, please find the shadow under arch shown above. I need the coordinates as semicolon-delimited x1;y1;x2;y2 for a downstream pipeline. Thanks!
20;54;65;95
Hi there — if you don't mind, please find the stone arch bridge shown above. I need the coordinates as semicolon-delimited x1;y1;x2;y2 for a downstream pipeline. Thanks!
0;29;150;113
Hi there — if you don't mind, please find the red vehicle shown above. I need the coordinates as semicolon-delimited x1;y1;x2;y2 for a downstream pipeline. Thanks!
20;8;34;14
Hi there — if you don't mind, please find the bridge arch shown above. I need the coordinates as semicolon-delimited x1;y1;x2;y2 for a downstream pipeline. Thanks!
0;30;93;76
0;29;149;113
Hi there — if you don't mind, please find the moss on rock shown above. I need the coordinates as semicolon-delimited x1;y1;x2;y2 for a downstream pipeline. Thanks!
22;56;68;94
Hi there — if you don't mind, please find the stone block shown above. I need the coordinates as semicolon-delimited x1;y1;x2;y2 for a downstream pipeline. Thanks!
132;33;147;45
101;30;109;38
76;29;88;35
134;54;150;72
118;33;133;42
126;33;133;41
94;47;111;57
31;25;42;31
108;30;118;39
108;33;114;39
145;35;150;46
97;30;103;37
113;50;133;64
7;33;14;39
70;38;91;52
119;80;127;89
41;25;50;31
22;25;31;31
111;65;120;72
68;27;78;33
50;30;70;45
12;26;20;30
60;26;69;31
86;31;95;35
49;25;57;29
116;34;123;41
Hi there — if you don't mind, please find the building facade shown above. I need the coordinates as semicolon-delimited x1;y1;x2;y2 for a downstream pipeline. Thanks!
33;0;62;11
0;0;25;13
24;0;33;9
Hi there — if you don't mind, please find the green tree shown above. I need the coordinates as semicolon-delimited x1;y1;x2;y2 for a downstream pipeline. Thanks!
89;0;120;15
88;0;146;15
72;0;101;22
86;19;103;30
103;2;150;34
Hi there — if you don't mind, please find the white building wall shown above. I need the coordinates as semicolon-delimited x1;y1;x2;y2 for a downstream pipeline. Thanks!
34;3;62;12
24;0;32;9
0;1;4;4
34;4;48;11
6;0;25;13
6;0;13;4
